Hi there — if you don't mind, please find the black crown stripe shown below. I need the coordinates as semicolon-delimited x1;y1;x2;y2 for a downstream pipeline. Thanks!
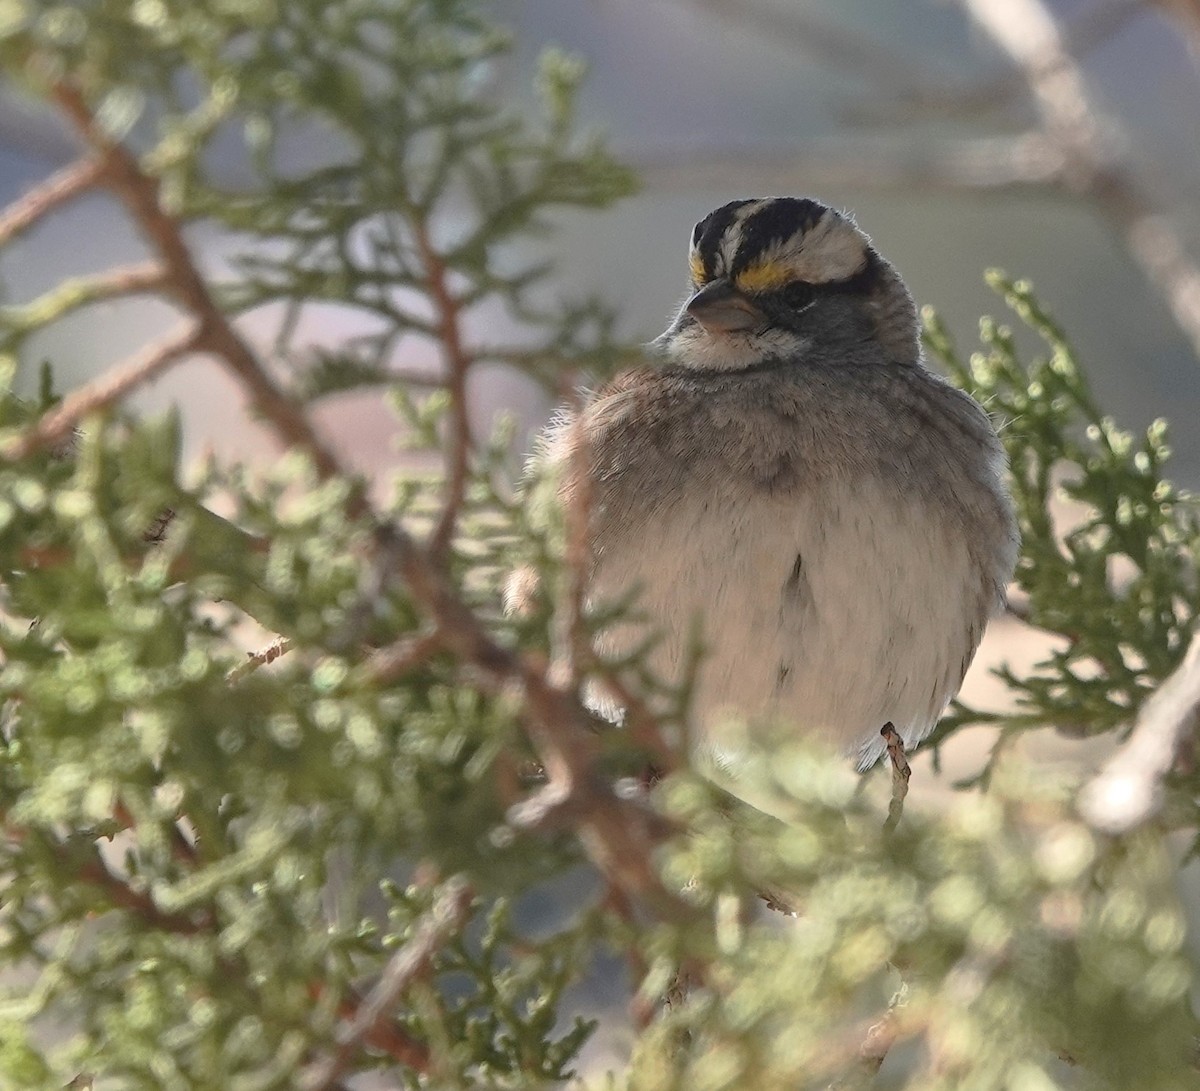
730;197;829;278
691;198;756;280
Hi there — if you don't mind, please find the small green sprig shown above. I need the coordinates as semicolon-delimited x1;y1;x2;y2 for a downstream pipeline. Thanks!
924;272;1200;780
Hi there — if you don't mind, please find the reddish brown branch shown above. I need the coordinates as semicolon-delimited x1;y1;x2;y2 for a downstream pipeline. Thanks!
75;845;214;934
3;322;200;460
49;81;352;489
413;218;473;561
37;72;686;949
0;156;105;249
377;524;688;915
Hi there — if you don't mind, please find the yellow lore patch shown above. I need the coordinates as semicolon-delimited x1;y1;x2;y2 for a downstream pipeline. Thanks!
735;261;793;295
688;250;706;286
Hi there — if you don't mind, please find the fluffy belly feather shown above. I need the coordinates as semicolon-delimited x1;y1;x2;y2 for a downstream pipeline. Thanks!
592;477;984;768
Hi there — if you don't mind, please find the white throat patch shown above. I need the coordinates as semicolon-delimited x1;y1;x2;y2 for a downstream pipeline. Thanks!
660;317;805;372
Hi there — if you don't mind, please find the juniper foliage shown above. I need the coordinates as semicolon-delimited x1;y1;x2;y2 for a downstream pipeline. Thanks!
0;3;1197;1090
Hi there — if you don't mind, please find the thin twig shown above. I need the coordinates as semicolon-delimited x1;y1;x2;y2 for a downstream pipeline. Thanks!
1079;630;1200;834
44;74;688;925
1;262;168;336
302;876;473;1090
2;322;200;460
0;156;105;249
227;637;294;684
881;723;911;834
413;217;473;561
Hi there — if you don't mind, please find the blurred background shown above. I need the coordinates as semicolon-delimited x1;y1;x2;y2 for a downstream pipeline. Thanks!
4;0;1200;473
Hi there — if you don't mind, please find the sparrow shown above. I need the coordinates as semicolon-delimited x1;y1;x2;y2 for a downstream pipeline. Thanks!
528;197;1018;769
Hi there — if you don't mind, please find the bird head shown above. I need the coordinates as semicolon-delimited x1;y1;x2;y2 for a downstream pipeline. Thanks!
657;197;920;371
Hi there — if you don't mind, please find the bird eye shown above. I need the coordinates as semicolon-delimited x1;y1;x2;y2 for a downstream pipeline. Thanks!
782;282;816;310
691;221;704;247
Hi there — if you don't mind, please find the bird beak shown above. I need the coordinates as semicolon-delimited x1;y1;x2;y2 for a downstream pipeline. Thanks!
685;278;765;333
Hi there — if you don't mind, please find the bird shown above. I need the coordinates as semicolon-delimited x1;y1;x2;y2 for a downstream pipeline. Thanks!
525;197;1019;770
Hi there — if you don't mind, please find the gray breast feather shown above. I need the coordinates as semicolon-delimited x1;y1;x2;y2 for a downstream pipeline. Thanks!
553;356;1017;766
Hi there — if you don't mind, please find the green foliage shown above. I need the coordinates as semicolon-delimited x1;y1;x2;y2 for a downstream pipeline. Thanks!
0;2;1198;1090
924;276;1200;780
636;753;1197;1091
0;0;637;390
0;364;597;1086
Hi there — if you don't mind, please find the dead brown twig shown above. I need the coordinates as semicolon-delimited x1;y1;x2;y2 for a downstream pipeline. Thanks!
881;723;911;834
227;637;294;684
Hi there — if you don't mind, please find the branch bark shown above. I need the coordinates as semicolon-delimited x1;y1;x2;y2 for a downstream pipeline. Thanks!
1079;632;1200;834
0;155;104;249
22;71;690;940
373;523;688;914
2;322;200;460
1;262;168;339
49;81;351;487
413;216;473;560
